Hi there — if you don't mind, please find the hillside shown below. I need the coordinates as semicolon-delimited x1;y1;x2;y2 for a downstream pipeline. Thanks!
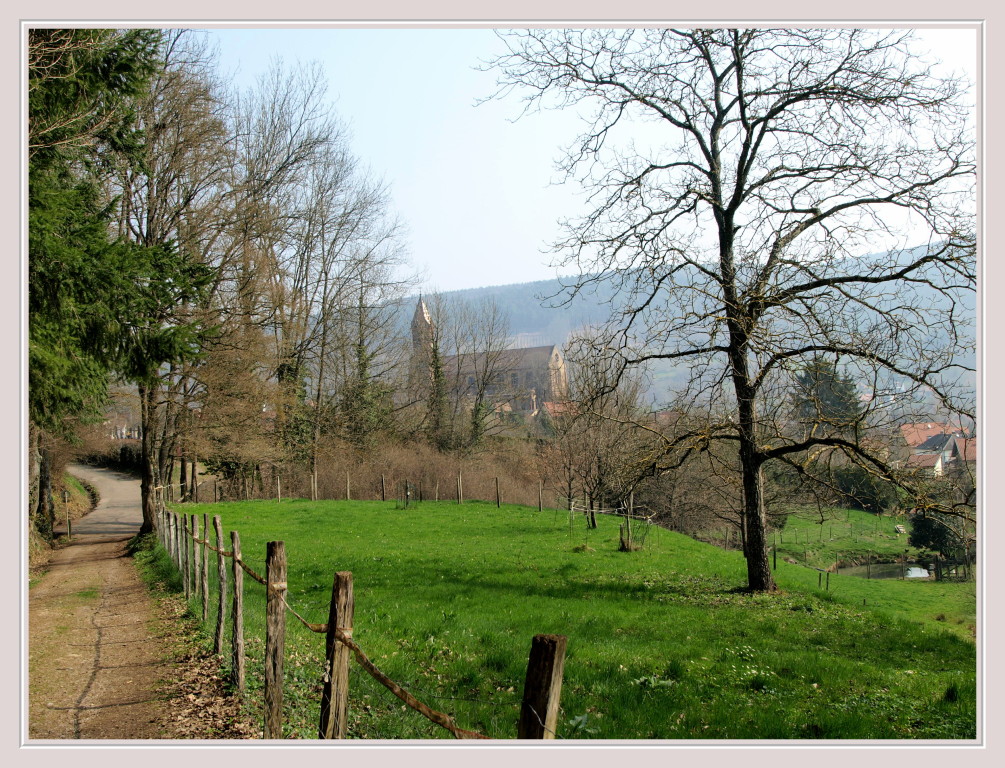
405;244;976;402
169;498;976;740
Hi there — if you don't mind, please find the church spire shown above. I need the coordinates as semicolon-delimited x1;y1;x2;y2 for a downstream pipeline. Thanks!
411;295;433;350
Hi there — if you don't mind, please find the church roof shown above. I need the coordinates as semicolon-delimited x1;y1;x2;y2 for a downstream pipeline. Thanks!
444;345;561;370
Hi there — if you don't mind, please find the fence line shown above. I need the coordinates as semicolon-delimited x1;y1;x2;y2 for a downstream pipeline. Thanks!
159;468;588;515
155;500;566;740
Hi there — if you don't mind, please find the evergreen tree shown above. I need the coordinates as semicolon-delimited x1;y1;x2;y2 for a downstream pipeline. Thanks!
792;358;863;437
28;29;160;538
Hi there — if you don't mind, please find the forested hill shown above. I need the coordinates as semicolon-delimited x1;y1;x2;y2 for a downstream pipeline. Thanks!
404;244;976;402
413;245;976;353
426;276;612;347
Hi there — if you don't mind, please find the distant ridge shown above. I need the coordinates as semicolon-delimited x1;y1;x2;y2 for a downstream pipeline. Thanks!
403;243;975;402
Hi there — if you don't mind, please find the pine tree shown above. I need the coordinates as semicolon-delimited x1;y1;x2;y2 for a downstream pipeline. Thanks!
792;358;863;438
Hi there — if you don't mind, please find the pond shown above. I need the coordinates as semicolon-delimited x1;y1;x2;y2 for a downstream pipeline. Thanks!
837;563;930;579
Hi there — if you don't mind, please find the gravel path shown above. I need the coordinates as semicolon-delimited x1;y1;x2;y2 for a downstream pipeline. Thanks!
28;465;172;741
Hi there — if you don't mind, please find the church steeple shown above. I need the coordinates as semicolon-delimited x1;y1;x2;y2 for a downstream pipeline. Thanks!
411;295;434;350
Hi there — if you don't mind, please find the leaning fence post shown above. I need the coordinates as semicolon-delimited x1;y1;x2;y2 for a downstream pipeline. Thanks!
517;634;567;739
213;516;226;655
264;541;287;738
231;530;245;693
318;571;355;739
202;513;210;622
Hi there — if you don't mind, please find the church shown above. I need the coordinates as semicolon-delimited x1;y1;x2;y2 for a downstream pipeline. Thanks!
409;297;569;417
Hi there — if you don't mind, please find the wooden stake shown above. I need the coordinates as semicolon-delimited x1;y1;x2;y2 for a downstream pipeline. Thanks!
318;571;354;739
231;530;245;693
264;541;287;739
191;515;199;603
381;474;386;502
202;513;210;622
517;634;567;739
495;477;501;508
181;516;190;601
213;516;226;656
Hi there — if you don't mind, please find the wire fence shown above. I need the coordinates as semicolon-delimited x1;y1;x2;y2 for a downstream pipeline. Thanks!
153;488;567;740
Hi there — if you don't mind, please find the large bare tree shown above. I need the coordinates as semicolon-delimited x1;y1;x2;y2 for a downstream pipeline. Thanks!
489;28;975;591
113;30;229;532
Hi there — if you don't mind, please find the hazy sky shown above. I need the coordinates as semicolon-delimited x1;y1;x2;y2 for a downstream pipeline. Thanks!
206;25;978;293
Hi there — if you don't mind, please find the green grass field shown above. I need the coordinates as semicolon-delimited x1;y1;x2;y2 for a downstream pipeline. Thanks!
774;505;931;567
155;498;977;740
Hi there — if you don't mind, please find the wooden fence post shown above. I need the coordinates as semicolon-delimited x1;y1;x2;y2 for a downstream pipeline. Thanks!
457;472;463;504
264;541;287;738
190;512;201;603
181;515;190;600
539;480;543;512
346;471;351;501
202;513;210;622
495;477;501;508
381;474;386;502
231;530;245;693
517;634;567;739
213;516;226;655
191;514;200;603
277;473;282;503
170;512;177;567
318;571;354;739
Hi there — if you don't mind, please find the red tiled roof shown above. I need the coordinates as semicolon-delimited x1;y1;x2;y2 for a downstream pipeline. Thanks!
954;437;977;462
906;453;941;468
900;422;957;447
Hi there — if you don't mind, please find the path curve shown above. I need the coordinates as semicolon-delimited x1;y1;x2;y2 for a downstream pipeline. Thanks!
28;464;171;741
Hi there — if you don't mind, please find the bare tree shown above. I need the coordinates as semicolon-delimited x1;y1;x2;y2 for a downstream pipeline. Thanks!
551;336;658;526
112;30;229;532
490;28;975;591
452;297;512;449
408;294;514;451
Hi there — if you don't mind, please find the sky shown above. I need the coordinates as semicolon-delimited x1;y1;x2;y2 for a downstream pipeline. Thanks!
205;25;978;293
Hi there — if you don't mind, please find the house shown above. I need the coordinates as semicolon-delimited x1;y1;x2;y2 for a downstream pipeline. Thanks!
905;452;946;477
899;422;965;448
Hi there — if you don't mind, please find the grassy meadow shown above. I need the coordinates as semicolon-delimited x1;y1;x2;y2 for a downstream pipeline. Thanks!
155;497;977;740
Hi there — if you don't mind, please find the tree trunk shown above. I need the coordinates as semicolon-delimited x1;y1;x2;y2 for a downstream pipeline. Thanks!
138;383;158;535
34;437;54;540
739;440;775;591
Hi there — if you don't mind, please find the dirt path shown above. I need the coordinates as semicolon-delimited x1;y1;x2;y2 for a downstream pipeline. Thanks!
27;465;253;741
28;465;172;740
